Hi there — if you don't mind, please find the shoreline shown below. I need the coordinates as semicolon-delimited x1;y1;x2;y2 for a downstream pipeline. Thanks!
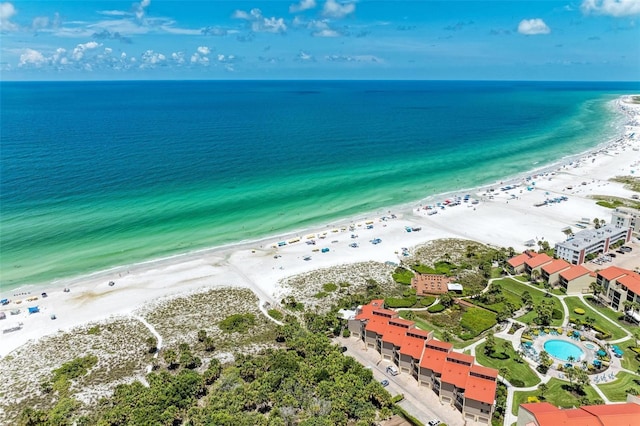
1;95;639;357
1;98;628;295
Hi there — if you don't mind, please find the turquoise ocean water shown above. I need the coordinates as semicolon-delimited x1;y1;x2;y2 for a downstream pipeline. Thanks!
1;80;638;289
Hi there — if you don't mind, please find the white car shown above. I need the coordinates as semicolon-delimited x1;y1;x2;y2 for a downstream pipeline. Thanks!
428;420;441;426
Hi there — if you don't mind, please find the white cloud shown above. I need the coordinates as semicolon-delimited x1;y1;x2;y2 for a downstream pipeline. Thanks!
1;2;18;31
99;10;128;17
581;0;640;17
313;28;340;37
297;50;315;61
290;0;316;13
517;18;551;35
19;48;45;66
141;49;166;66
232;8;286;33
322;0;355;19
172;51;185;64
71;41;100;60
134;0;151;21
197;46;210;55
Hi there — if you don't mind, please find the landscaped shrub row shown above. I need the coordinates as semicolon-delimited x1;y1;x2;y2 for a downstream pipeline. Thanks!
419;296;436;307
392;267;415;285
460;308;497;338
427;303;446;313
385;296;417;308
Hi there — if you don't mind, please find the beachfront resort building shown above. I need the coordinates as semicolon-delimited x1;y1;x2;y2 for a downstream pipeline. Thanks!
554;224;631;265
516;399;640;426
557;265;594;294
411;274;457;295
540;258;571;287
506;251;536;274
347;300;498;424
524;253;553;276
596;266;640;314
611;207;640;237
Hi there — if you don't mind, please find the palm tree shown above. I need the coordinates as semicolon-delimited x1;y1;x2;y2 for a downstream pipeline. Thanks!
538;382;548;399
567;355;576;365
531;269;541;283
589;282;603;299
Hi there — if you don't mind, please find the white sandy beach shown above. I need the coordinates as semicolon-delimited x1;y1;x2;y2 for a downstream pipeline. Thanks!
1;96;640;358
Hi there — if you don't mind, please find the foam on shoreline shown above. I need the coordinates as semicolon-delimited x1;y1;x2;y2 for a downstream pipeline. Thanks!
1;95;639;357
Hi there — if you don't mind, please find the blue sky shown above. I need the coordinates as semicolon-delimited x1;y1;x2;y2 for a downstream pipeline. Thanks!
1;0;639;80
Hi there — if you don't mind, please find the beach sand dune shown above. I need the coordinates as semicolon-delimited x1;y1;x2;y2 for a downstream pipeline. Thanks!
1;96;639;358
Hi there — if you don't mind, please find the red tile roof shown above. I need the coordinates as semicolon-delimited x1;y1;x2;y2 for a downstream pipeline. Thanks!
581;403;640;426
598;266;631;281
419;347;449;373
525;253;553;268
464;374;497;405
618;272;640;295
441;360;470;388
372;308;399;318
542;259;571;275
364;317;389;335
520;402;640;426
470;364;499;379
407;328;431;339
446;351;474;366
380;323;408;347
508;252;534;267
560;265;591;281
389;318;415;328
399;334;426;360
426;339;453;351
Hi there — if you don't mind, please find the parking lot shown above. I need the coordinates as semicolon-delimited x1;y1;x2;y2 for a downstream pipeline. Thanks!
586;241;639;272
336;336;470;426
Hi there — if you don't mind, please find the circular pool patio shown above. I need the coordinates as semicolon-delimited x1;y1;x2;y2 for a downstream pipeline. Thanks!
544;339;585;362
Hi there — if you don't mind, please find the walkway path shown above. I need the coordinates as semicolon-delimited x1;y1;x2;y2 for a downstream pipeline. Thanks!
132;314;164;385
576;294;632;344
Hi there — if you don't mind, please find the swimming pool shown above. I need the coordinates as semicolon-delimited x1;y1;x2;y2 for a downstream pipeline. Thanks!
584;342;597;350
544;340;584;361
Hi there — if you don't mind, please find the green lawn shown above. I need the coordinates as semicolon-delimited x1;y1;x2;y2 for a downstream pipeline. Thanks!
475;337;540;387
511;378;602;415
564;297;627;340
597;372;640;401
398;311;484;349
496;278;563;326
584;296;637;334
618;338;640;373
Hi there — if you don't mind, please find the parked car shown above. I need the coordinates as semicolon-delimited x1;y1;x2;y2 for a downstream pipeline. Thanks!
428;420;441;426
386;365;399;376
380;379;389;387
609;253;616;258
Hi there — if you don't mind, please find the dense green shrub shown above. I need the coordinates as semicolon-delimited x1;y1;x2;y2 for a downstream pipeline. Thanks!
342;329;351;338
385;296;417;308
392;267;415;285
219;313;256;333
511;379;525;387
322;282;338;292
552;309;563;320
314;291;329;299
460;308;497;337
419;296;436;307
268;309;283;321
427;303;445;313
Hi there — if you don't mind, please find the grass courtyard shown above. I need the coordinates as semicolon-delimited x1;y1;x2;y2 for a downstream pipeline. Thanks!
475;337;540;387
564;297;628;340
597;372;640;402
511;378;602;415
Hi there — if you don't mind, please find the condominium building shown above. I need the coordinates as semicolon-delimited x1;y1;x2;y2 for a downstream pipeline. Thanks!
506;251;536;274
524;253;553;276
554;225;631;265
611;206;640;236
540;258;571;287
517;400;640;426
348;300;498;424
411;274;455;295
596;266;640;312
558;265;594;294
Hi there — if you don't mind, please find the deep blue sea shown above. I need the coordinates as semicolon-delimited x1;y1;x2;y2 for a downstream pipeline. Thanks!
1;80;638;289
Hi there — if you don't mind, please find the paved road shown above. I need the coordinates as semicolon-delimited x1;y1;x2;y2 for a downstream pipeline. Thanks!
337;336;466;426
